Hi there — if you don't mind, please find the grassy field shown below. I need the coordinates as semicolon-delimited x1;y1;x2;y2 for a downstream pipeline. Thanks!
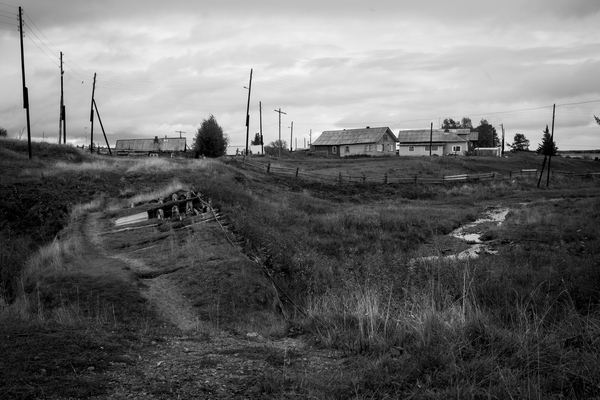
2;137;600;398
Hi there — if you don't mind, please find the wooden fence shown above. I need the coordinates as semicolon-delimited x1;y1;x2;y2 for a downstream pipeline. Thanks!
231;158;580;186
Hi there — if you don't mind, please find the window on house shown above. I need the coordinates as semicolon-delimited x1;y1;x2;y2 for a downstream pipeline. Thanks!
365;144;372;152
345;146;349;153
332;146;337;154
453;145;461;152
388;144;393;152
377;144;383;152
383;135;388;141
409;146;415;151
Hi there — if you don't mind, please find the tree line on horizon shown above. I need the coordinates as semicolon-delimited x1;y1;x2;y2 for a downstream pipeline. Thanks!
441;116;564;155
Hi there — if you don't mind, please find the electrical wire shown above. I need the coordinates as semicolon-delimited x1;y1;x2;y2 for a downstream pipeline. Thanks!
23;10;61;54
24;33;60;68
22;21;58;62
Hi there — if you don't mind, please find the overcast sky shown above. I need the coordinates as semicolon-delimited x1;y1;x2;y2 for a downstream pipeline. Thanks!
1;0;600;153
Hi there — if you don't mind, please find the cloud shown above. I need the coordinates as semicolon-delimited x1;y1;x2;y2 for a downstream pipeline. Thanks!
1;0;599;151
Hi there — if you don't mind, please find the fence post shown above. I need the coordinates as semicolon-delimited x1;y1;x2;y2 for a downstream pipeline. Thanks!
267;162;271;173
384;173;387;184
295;167;299;178
338;172;342;184
509;171;512;179
414;175;418;184
492;172;495;180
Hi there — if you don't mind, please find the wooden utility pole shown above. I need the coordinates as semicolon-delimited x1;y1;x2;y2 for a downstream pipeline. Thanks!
429;122;433;156
18;7;32;159
501;123;505;157
175;130;186;138
274;108;286;157
89;73;97;153
93;99;112;155
59;51;66;144
244;68;253;157
289;121;293;152
537;143;547;188
309;129;312;148
546;104;556;187
259;101;264;155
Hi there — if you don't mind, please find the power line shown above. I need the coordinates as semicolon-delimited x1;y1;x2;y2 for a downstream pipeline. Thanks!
24;33;60;68
22;21;59;61
556;99;600;107
23;11;61;54
0;23;17;31
0;10;17;19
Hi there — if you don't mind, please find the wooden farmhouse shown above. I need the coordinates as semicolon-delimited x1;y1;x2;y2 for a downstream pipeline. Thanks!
397;129;478;156
115;136;187;156
311;127;398;157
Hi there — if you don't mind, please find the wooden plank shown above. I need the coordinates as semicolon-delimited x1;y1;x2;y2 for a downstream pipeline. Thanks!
115;212;149;227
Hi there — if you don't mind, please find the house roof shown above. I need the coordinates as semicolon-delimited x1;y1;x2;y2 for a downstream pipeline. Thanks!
312;127;397;146
397;130;471;145
456;131;479;141
115;137;186;152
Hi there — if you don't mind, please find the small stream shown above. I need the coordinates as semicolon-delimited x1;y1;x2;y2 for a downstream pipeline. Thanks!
410;207;509;265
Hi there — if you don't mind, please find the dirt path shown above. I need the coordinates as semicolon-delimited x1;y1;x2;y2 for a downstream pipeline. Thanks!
77;204;344;399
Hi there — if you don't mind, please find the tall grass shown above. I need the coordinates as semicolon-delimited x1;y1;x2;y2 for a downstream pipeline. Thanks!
303;259;600;398
124;157;216;174
126;180;187;205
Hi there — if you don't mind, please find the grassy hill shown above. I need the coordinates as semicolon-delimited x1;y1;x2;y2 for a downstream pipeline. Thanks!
2;138;600;399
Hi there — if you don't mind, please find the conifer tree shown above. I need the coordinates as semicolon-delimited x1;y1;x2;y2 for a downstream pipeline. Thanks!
536;125;558;156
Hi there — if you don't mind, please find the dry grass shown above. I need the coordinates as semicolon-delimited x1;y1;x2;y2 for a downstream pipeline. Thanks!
126;180;188;205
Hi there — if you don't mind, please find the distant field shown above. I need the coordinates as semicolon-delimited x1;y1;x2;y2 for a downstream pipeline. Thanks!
560;151;600;159
237;150;600;178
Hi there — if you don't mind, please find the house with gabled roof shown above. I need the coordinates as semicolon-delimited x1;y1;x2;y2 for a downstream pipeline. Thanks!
397;129;477;156
115;136;187;156
311;127;398;157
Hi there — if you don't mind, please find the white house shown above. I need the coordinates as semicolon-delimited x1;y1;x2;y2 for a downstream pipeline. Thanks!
397;129;477;156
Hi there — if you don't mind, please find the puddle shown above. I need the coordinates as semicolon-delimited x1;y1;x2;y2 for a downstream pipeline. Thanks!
410;207;509;265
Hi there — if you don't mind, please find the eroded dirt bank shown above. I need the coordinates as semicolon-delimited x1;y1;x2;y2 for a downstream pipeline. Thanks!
76;198;345;399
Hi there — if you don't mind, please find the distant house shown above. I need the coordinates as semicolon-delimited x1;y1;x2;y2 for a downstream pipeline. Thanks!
397;129;477;156
311;127;398;157
115;136;187;156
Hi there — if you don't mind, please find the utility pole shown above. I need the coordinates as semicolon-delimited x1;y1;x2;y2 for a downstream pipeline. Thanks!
18;7;32;159
500;123;505;157
259;101;263;155
89;73;97;153
546;104;556;187
59;52;62;143
93;99;112;155
274;108;286;157
309;129;312;148
429;122;433;156
244;68;253;157
289;121;293;152
59;51;66;144
175;130;186;138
